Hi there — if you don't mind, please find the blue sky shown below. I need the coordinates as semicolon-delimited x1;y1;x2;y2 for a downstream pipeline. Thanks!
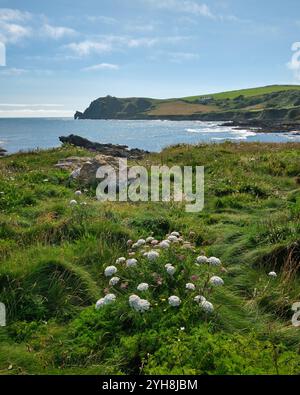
0;0;300;117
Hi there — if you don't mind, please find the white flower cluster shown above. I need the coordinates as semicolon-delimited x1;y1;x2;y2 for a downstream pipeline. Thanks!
165;263;176;276
144;250;160;261
129;294;150;312
194;295;214;313
95;230;225;316
116;257;126;265
126;258;138;268
104;266;118;277
196;255;221;266
137;282;149;292
209;276;224;286
95;293;116;309
168;296;181;307
109;277;120;286
268;271;277;278
186;283;196;291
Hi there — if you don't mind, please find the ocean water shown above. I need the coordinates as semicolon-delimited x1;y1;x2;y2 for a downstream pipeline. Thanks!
0;118;299;154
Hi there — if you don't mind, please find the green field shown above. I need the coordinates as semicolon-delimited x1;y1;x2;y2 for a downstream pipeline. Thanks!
0;142;300;375
182;84;300;102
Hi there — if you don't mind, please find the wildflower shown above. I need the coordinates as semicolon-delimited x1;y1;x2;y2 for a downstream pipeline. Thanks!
135;299;151;312
127;240;133;247
136;239;146;247
126;258;138;268
104;293;116;303
168;296;181;307
151;240;159;246
132;243;139;249
95;293;116;309
104;265;118;277
95;298;105;309
159;240;170;249
196;255;208;264
146;236;154;243
109;277;120;286
146;250;160;261
194;295;206;303
207;257;221;266
69;199;77;206
128;252;136;257
165;264;176;276
191;275;199;282
129;294;140;307
129;295;150;312
137;283;149;292
116;257;126;265
75;190;82;196
268;271;277;278
186;283;196;291
209;276;224;286
168;235;178;243
201;300;214;313
180;327;185;331
171;231;180;237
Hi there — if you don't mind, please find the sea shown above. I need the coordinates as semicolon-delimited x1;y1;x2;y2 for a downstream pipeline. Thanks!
0;118;299;154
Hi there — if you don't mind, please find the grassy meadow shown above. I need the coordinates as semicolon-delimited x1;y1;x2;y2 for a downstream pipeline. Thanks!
0;142;299;375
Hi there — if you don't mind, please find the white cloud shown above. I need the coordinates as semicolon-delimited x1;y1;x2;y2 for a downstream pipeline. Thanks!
0;8;31;22
66;35;191;57
169;51;200;62
0;8;32;43
0;67;27;76
0;21;31;43
42;23;77;39
86;15;117;24
287;42;300;80
143;0;215;19
127;37;159;48
82;63;119;71
66;40;113;56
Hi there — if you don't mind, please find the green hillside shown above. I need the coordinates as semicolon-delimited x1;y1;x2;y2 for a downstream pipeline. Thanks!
75;85;300;122
183;85;300;101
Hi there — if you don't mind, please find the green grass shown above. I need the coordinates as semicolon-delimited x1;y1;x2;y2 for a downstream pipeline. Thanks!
0;142;299;375
182;84;300;101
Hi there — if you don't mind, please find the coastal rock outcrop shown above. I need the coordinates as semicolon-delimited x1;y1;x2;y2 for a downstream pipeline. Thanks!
55;154;137;188
59;134;149;159
0;147;7;157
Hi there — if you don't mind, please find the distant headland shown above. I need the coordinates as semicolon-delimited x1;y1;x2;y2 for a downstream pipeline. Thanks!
74;85;300;124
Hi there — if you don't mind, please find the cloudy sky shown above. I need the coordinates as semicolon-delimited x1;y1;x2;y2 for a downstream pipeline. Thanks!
0;0;300;117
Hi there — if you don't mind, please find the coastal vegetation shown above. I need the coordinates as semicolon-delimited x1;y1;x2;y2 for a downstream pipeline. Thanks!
0;141;299;374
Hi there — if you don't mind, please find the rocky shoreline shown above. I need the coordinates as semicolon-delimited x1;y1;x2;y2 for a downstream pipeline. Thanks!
59;134;150;159
221;120;300;135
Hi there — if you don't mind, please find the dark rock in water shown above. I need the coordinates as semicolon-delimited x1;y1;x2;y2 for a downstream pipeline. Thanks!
59;134;149;159
221;120;300;134
0;147;7;157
